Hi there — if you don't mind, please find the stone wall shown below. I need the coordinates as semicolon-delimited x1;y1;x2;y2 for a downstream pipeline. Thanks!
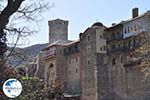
107;52;150;100
66;53;81;94
48;19;68;44
80;28;97;100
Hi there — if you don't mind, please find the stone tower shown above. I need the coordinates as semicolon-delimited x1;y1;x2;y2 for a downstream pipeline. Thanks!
48;18;68;44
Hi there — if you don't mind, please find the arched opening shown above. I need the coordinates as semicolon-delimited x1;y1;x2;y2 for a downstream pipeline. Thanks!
47;63;54;86
49;63;54;68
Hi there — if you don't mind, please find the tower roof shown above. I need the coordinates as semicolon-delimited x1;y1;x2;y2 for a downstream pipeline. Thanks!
92;22;103;27
48;18;68;22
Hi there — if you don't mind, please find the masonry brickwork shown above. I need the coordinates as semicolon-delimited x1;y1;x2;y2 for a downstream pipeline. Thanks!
48;19;68;44
40;9;150;100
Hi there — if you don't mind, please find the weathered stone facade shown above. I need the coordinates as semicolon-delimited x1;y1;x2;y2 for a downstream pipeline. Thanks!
80;23;109;100
34;52;45;79
105;9;150;100
48;19;68;44
43;41;69;90
40;9;150;100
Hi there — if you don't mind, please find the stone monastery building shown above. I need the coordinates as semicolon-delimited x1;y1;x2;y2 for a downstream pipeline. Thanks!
37;8;150;100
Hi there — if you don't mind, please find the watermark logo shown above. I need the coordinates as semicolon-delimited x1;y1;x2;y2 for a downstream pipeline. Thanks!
3;78;22;98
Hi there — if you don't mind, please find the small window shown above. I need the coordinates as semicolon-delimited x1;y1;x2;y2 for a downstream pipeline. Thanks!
103;45;106;51
76;68;78;73
123;42;126;47
100;35;103;39
121;57;123;63
133;39;136;45
103;34;106;39
112;44;116;49
117;32;120;36
128;41;131;47
76;57;78;62
100;47;103;51
131;26;133;32
88;60;91;65
87;46;91;53
128;27;130;33
49;63;54;68
88;80;91;83
118;44;120;48
125;28;127;34
134;25;137;31
112;58;116;65
87;35;90;41
69;70;71;75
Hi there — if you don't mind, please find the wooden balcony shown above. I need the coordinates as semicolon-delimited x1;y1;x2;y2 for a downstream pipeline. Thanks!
108;42;140;53
107;35;123;43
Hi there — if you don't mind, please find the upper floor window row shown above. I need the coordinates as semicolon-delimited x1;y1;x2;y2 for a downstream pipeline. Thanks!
64;44;80;55
124;23;145;34
100;34;106;39
109;23;146;40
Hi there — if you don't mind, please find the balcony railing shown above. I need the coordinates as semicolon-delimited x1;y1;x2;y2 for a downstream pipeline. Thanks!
108;43;140;53
107;35;123;42
123;28;146;39
64;46;80;56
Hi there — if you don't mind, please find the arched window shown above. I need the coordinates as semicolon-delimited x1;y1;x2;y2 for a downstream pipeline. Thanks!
49;63;54;68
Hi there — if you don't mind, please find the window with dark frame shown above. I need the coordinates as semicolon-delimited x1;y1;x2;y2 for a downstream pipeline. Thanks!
103;45;106;51
76;57;78;62
69;70;71;75
76;68;78;73
121;57;123;63
87;35;90;41
100;47;103;51
112;58;116;65
100;35;103;39
125;28;127;34
88;59;91;65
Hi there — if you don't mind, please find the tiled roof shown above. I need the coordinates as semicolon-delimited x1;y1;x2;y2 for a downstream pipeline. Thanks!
106;11;150;30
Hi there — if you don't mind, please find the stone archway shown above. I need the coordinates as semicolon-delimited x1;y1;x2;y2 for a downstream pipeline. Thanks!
49;63;54;68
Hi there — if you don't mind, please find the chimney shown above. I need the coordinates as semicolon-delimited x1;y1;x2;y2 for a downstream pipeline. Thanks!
112;23;116;26
132;8;139;18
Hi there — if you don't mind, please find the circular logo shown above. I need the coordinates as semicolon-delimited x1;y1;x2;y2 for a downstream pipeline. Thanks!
2;78;22;98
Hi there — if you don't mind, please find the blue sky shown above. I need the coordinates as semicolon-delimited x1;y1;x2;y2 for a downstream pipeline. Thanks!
27;0;150;47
